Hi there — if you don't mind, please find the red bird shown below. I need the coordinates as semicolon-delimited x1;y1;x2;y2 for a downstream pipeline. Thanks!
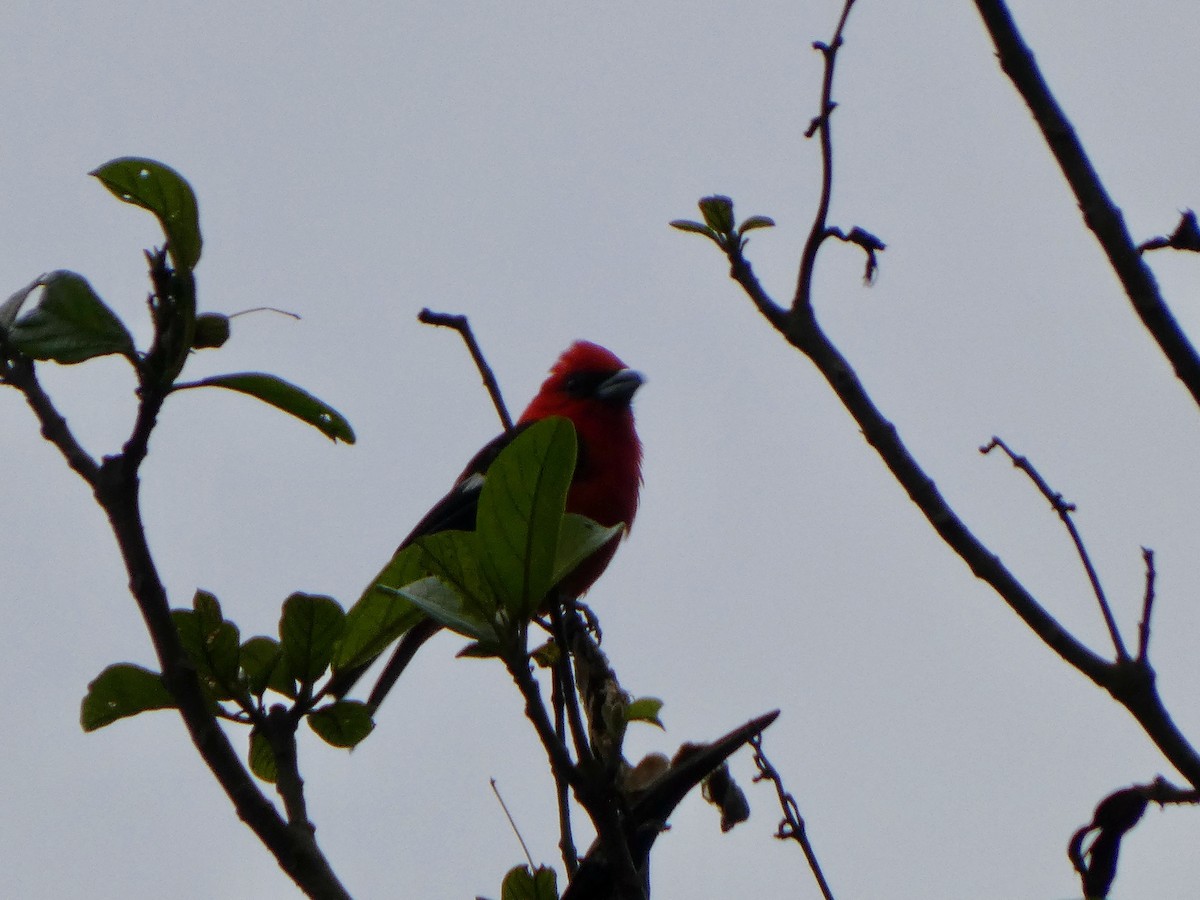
339;340;644;710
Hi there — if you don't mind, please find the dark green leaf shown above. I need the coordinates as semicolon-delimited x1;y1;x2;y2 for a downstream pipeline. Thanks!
191;312;230;349
307;700;375;748
333;545;428;673
738;215;776;234
279;593;345;686
553;513;623;592
458;640;502;659
81;663;175;731
625;696;665;729
668;219;714;236
0;278;40;332
248;728;277;783
476;416;576;619
173;590;242;701
8;271;135;364
385;576;497;642
178;372;355;444
193;589;224;634
500;865;559;900
240;636;282;696
91;157;203;271
698;195;735;234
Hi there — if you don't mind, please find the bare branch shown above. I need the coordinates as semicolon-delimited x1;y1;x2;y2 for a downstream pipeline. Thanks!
418;308;513;430
1137;210;1200;255
1137;548;1156;663
793;0;862;315
980;436;1128;661
972;0;1200;409
750;733;835;900
0;356;100;485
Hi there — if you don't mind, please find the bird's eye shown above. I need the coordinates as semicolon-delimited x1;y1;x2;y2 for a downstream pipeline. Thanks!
563;372;595;397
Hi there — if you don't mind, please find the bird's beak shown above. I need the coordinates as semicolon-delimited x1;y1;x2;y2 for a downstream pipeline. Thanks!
596;368;644;404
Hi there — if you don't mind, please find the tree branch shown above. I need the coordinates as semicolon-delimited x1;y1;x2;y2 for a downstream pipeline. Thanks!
971;0;1200;410
418;308;513;431
750;732;835;900
980;436;1128;661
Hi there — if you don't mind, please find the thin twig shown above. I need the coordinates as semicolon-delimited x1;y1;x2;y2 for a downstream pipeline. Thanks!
980;436;1128;661
549;671;580;875
750;733;835;900
418;308;513;430
1137;548;1156;662
792;0;859;315
0;357;100;485
550;601;596;768
491;778;536;870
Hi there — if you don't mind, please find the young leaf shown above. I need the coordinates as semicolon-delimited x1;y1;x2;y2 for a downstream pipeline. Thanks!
248;728;278;783
475;416;576;620
176;372;355;444
698;195;735;235
552;513;623;591
90;157;203;271
384;576;497;642
500;864;559;900
81;663;176;731
625;696;665;729
307;700;375;749
174;593;242;701
240;636;283;696
738;215;776;234
279;593;346;686
7;271;135;364
668;219;715;237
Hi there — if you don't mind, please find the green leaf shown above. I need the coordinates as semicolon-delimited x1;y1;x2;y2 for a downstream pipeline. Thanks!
553;513;624;591
333;545;429;673
668;219;715;236
385;576;497;642
698;195;735;235
0;278;40;332
500;865;559;900
416;530;496;621
7;271;135;364
307;700;375;749
476;416;576;619
91;157;202;271
191;312;230;349
625;696;665;729
81;663;176;731
279;593;345;686
240;636;282;696
177;372;356;444
174;590;242;701
738;215;776;234
248;728;277;783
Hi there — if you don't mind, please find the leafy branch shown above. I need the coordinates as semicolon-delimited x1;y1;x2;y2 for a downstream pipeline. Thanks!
1;157;355;899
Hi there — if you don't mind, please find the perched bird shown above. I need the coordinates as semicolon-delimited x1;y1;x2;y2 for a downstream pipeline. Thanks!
335;340;644;711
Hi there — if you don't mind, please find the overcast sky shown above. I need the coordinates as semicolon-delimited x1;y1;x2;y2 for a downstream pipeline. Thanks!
3;2;1200;898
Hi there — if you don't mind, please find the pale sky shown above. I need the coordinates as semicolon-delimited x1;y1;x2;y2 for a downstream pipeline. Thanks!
4;2;1200;898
